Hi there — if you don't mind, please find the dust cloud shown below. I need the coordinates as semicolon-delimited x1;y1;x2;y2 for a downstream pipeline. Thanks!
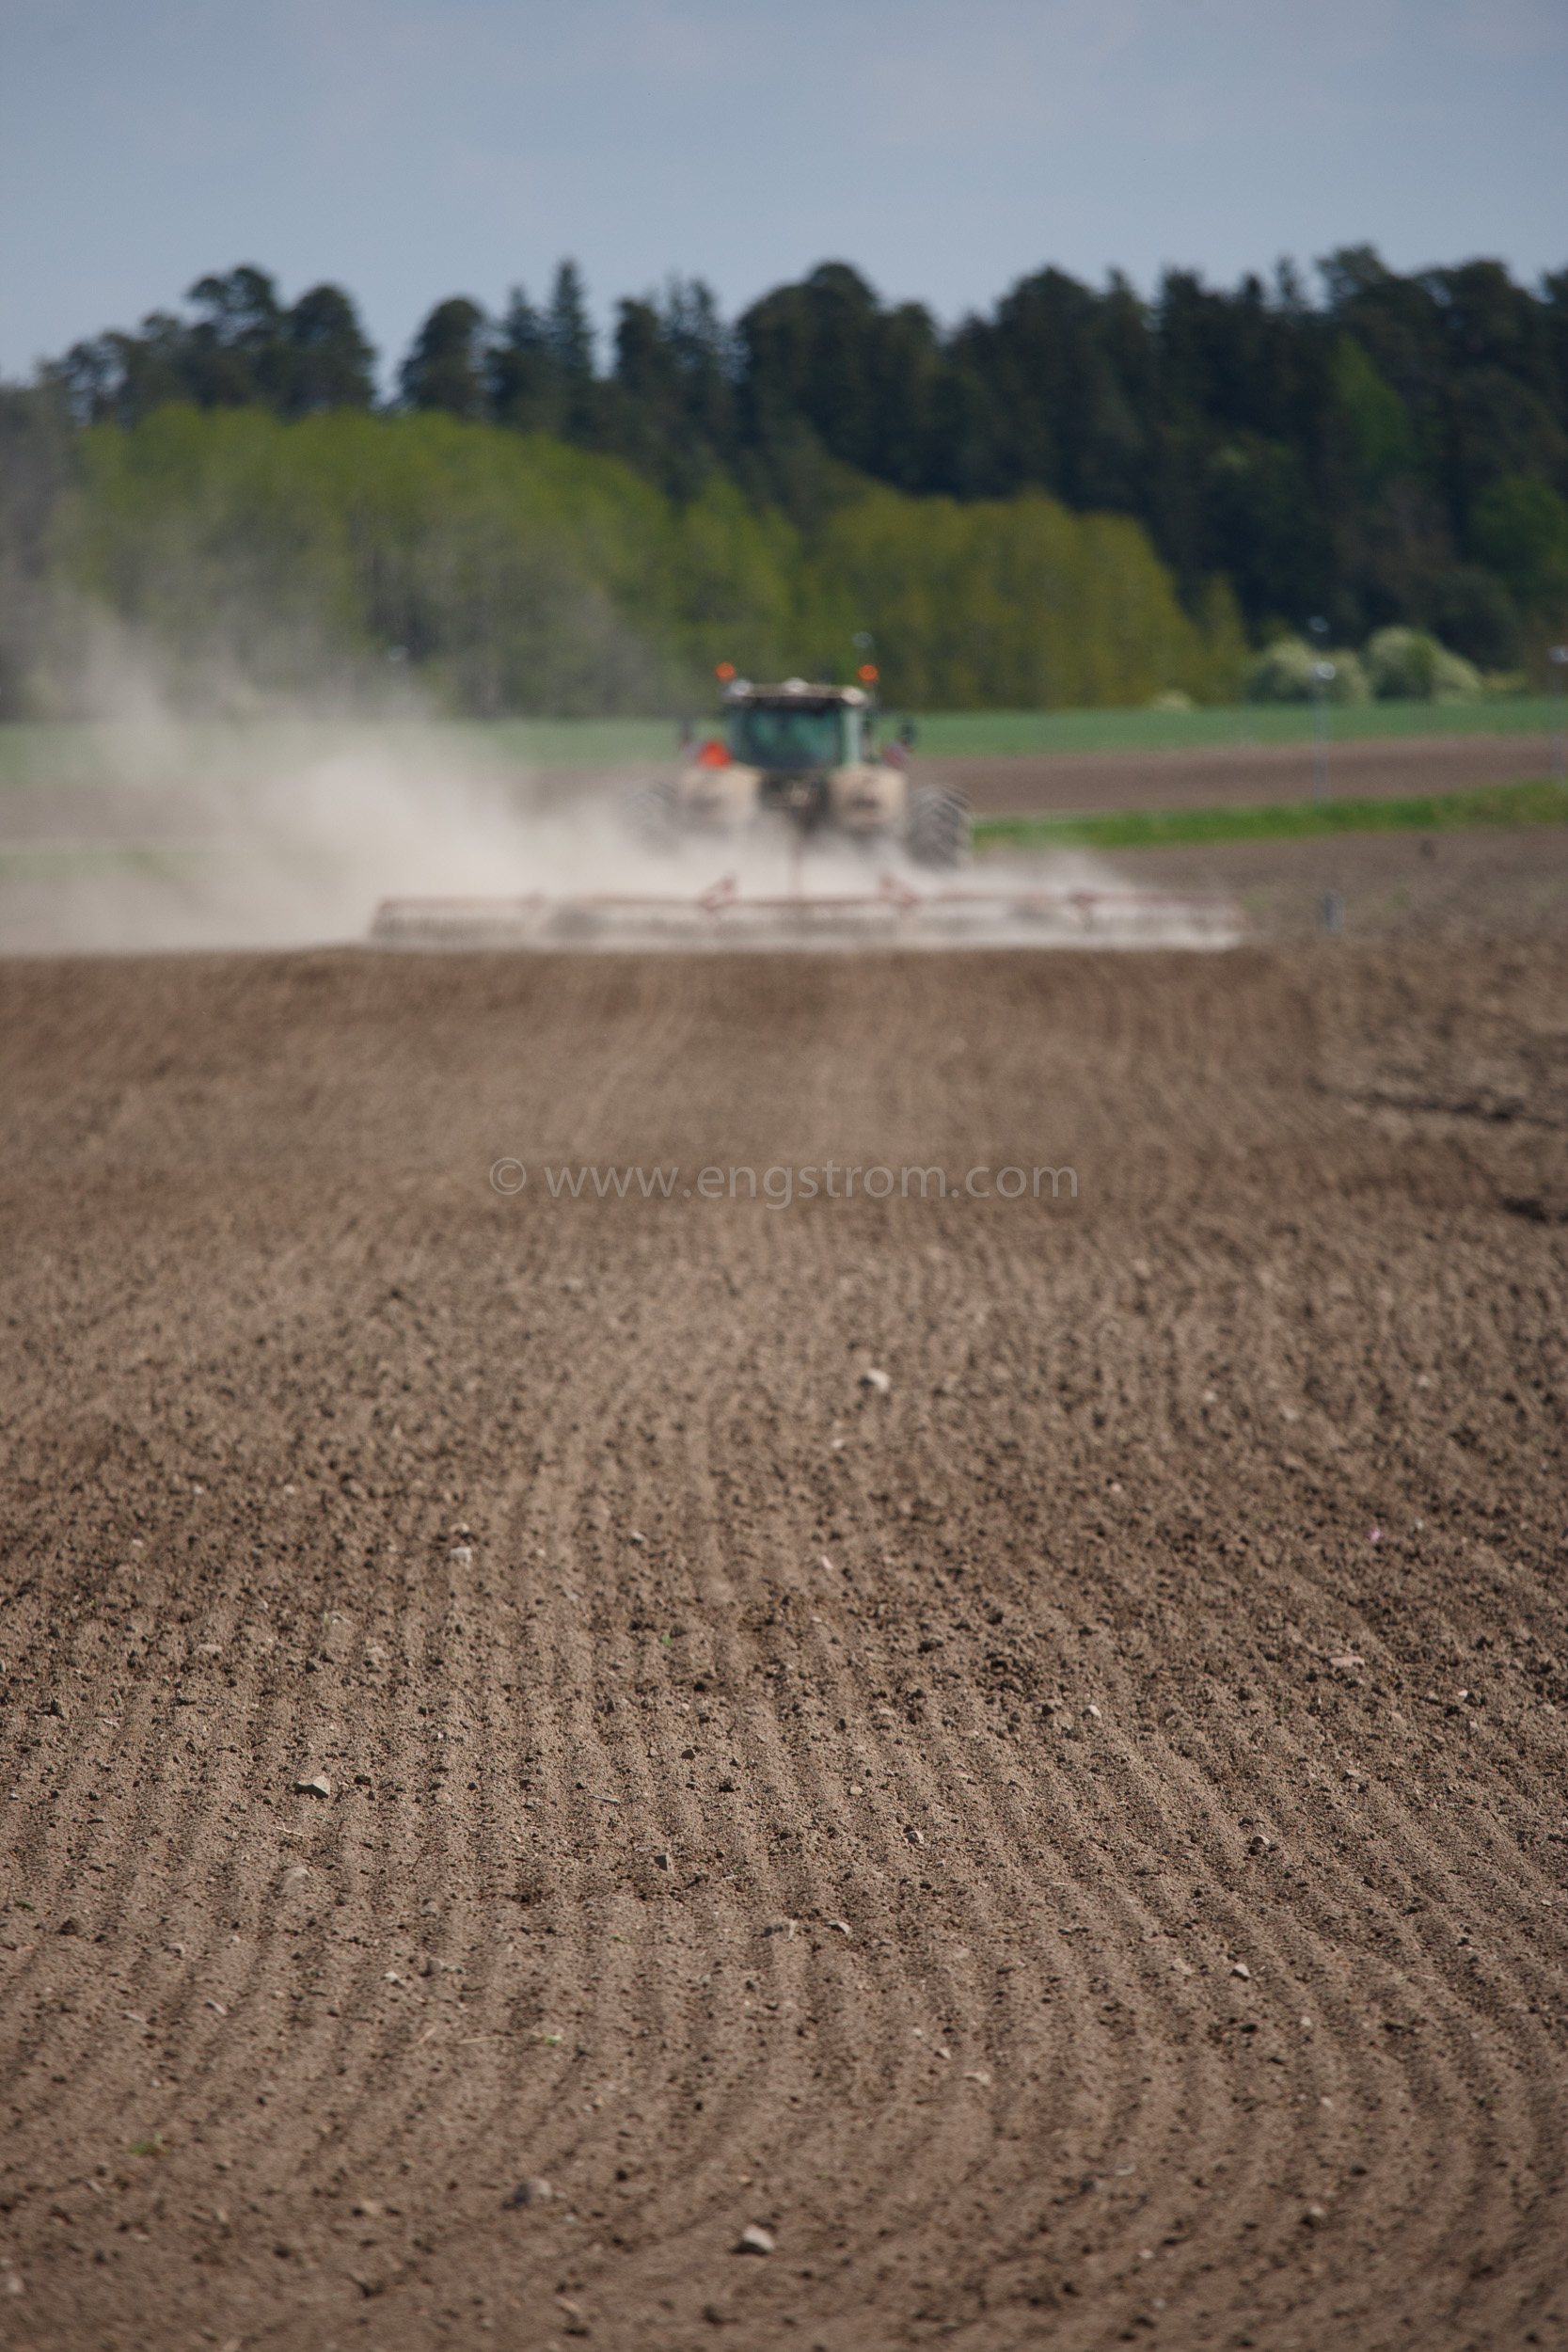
0;691;1237;956
0;711;616;954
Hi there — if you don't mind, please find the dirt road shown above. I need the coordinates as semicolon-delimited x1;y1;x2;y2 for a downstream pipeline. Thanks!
943;733;1556;816
515;733;1558;817
2;933;1566;2350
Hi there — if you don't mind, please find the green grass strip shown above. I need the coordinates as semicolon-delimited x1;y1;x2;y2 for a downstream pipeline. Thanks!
973;776;1568;853
3;699;1562;787
913;696;1564;758
0;843;204;879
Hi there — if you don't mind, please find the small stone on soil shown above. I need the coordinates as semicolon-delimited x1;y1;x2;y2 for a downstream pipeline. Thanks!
294;1773;331;1798
859;1368;892;1392
505;2177;552;2208
735;2223;775;2254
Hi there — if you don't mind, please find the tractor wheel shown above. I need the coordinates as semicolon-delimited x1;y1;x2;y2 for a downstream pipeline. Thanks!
905;783;971;869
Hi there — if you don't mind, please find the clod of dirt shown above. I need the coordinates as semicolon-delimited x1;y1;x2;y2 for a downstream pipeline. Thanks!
56;1917;80;1937
655;1851;673;1871
905;1826;927;1847
735;2223;775;2255
505;2177;552;2209
826;1918;852;1936
44;1698;64;1719
293;1773;331;1798
860;1368;892;1393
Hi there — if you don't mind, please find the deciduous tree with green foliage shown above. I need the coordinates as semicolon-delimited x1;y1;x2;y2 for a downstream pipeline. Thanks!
32;406;1242;717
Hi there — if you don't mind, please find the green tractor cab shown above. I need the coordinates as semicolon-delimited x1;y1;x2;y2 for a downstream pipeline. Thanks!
640;678;969;868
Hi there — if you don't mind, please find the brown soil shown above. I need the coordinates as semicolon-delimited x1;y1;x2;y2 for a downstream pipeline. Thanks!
942;733;1557;816
1105;823;1568;943
2;930;1566;2352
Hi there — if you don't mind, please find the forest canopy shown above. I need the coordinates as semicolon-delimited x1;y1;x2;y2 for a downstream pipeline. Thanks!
3;246;1565;716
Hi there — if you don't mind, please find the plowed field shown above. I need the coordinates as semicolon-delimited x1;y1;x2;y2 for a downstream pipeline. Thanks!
943;733;1556;815
2;937;1566;2351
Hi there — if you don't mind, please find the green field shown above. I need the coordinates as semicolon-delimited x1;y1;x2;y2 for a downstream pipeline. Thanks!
483;698;1563;765
476;697;1564;763
0;696;1562;790
973;776;1568;855
0;717;686;790
904;696;1564;759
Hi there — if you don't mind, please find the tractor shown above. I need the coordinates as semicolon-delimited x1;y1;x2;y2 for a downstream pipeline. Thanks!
633;676;970;868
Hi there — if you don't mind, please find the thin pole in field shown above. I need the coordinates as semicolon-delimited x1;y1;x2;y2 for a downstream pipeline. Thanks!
1307;616;1333;804
1551;645;1567;787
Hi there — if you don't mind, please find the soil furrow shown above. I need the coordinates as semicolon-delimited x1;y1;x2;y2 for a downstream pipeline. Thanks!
2;939;1565;2347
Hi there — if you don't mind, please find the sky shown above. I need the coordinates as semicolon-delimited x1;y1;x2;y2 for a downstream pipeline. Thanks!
2;0;1564;384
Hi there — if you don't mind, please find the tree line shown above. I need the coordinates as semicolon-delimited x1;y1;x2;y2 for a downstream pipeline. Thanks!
15;403;1236;717
3;246;1565;715
46;250;1568;662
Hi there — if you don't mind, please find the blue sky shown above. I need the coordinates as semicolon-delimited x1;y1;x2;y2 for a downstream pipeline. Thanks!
2;0;1563;382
